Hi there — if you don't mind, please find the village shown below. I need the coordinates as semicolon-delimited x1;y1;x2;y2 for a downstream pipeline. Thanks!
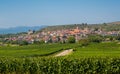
3;26;120;44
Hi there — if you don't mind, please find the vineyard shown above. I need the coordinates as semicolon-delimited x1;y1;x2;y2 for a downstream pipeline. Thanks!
70;42;120;58
0;57;120;74
0;44;78;57
0;42;120;73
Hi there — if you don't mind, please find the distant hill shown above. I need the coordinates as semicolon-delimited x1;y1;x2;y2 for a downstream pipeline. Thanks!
40;21;120;32
0;26;46;34
41;24;89;31
1;21;120;34
108;21;120;25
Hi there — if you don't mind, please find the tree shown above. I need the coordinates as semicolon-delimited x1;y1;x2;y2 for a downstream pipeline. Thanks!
67;36;75;43
78;39;89;46
40;40;45;44
116;35;120;41
34;41;40;44
19;41;28;46
88;35;103;43
11;41;18;44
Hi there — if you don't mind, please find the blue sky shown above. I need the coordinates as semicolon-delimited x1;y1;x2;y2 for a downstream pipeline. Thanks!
0;0;120;28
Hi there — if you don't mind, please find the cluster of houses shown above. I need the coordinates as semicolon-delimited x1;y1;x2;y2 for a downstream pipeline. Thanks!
3;27;120;44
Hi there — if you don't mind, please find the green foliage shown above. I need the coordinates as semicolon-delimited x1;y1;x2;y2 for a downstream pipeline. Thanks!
40;22;120;32
0;42;120;73
33;40;45;44
19;41;28;46
68;36;76;43
39;40;45;44
11;41;18;44
88;35;103;43
33;41;40;44
116;36;120;41
70;42;120;58
0;44;78;57
0;57;120;74
78;39;89;46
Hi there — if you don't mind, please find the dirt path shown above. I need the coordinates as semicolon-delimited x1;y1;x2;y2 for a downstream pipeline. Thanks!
55;49;73;57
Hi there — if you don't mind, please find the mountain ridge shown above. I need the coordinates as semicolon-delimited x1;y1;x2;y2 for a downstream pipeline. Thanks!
108;21;120;25
1;21;120;34
0;25;46;34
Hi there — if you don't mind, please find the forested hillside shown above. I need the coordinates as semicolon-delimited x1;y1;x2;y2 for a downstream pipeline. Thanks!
40;22;120;32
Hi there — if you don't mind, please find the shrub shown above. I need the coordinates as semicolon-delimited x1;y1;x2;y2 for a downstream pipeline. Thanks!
68;36;76;43
88;35;103;43
19;41;28;46
78;39;89;46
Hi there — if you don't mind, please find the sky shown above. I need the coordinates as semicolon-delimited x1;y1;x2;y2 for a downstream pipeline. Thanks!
0;0;120;28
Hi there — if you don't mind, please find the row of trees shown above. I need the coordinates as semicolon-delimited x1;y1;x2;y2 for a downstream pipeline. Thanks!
67;34;120;46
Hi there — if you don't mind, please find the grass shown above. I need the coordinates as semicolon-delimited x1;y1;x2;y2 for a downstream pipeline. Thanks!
0;42;120;73
0;43;78;58
69;42;120;58
0;42;120;58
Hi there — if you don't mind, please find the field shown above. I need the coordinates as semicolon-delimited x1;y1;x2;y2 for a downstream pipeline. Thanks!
0;43;77;57
0;42;120;74
70;42;120;58
1;42;120;58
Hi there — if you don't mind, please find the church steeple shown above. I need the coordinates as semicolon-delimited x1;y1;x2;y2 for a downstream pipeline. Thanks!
76;26;79;30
